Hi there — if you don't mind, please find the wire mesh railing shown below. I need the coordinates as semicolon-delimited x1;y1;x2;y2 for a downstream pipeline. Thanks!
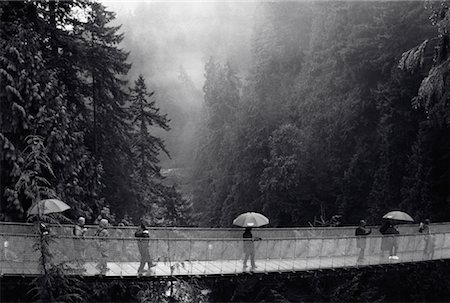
0;231;448;276
1;222;449;239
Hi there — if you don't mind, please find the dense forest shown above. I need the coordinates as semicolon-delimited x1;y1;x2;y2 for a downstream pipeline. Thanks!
0;1;190;225
190;1;450;228
2;1;450;302
3;1;448;229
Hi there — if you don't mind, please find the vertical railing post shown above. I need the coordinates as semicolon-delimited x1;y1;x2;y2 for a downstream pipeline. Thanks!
292;238;297;272
306;238;310;270
343;237;348;268
166;235;172;276
219;239;224;275
264;238;269;273
188;238;193;275
203;239;208;275
278;239;283;272
436;233;443;261
318;238;324;269
118;237;123;277
234;238;239;274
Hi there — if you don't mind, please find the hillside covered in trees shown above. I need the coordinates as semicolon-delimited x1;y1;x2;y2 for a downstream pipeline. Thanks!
190;1;450;228
2;0;450;230
0;1;190;226
3;1;450;302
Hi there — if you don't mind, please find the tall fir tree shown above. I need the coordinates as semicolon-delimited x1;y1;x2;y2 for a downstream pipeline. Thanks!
129;75;170;221
80;2;133;219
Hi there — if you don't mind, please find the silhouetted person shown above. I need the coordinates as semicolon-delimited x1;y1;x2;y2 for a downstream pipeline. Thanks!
135;223;155;274
243;227;259;270
380;220;399;260
355;220;371;263
330;215;342;227
95;219;110;274
419;219;430;234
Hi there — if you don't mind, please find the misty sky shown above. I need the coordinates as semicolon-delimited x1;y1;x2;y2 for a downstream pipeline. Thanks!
102;1;256;92
100;1;258;168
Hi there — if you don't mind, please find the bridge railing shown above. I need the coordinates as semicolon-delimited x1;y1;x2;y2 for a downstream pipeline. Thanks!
1;222;449;239
0;231;448;276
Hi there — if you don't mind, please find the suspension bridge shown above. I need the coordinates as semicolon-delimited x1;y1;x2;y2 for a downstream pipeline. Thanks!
0;222;448;277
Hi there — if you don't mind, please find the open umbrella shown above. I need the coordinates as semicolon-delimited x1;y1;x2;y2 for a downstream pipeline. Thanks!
233;212;269;227
382;210;414;222
28;199;70;216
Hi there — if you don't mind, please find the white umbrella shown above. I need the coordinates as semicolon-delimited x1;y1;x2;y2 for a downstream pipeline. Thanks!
382;210;414;222
233;212;269;227
28;199;70;216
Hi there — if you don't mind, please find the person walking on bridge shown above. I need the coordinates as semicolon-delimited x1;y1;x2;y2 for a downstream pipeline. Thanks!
243;227;260;271
135;223;155;274
380;220;399;260
73;217;87;268
355;220;371;264
95;219;110;274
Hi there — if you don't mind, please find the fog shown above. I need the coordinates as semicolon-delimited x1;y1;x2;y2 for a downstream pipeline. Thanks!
102;1;257;168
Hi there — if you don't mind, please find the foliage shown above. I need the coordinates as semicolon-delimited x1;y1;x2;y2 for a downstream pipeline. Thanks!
191;58;241;226
0;1;184;224
137;278;210;303
11;135;85;302
398;0;450;221
190;1;440;227
128;75;190;224
85;279;209;303
15;135;56;206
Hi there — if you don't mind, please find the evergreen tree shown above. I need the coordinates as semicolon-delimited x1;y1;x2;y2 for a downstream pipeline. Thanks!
368;71;426;220
398;0;450;221
129;75;170;220
191;58;240;226
80;2;133;219
190;2;435;226
0;2;62;219
0;1;104;220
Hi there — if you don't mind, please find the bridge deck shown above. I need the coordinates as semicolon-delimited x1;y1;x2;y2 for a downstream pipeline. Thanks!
1;249;447;277
0;223;448;277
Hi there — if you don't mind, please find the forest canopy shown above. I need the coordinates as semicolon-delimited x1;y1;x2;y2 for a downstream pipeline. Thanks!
1;1;450;229
0;1;190;225
190;1;450;227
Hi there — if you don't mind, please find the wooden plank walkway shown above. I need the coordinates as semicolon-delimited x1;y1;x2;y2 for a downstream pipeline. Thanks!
1;248;448;277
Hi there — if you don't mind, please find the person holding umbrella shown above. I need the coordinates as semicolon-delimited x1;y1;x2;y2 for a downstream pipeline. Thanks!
380;220;399;260
233;212;268;271
380;211;414;260
28;198;71;236
242;227;261;270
